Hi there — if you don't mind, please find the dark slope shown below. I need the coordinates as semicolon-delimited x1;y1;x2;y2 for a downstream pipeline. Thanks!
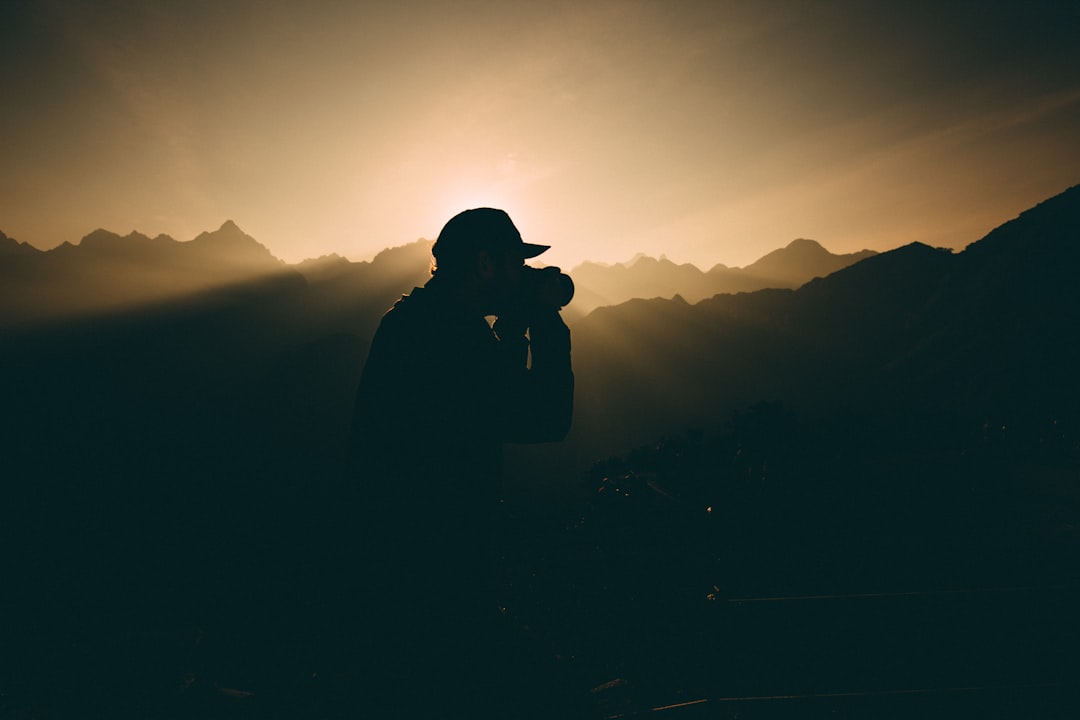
564;185;1080;463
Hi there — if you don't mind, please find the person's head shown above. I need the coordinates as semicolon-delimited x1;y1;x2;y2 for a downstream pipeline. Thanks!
431;208;548;313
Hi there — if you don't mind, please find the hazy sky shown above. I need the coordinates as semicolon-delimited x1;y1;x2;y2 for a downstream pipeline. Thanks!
2;0;1078;269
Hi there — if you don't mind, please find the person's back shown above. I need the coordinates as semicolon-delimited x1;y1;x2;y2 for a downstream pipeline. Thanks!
340;208;574;716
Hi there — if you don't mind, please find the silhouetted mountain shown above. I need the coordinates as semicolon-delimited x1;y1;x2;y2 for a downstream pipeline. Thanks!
1;220;868;331
0;232;437;491
568;256;720;315
188;219;279;265
6;186;1078;497
742;237;877;285
555;184;1080;468
292;239;434;342
0;229;42;257
6;183;1080;501
0;221;289;326
567;239;875;315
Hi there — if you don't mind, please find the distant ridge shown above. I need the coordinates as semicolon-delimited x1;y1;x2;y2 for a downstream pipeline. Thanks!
567;238;876;315
1;219;875;326
565;183;1080;461
742;238;877;286
0;229;42;257
3;182;1079;515
187;220;281;266
0;221;290;325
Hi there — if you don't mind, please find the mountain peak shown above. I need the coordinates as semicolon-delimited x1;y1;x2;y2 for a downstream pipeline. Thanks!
80;228;121;245
744;238;876;285
195;220;247;241
73;229;174;256
0;229;42;257
189;221;280;265
785;238;825;251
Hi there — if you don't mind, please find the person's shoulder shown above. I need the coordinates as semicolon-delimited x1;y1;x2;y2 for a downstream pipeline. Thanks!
379;287;441;329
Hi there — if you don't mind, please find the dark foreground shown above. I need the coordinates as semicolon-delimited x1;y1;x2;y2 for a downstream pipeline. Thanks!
3;438;1079;719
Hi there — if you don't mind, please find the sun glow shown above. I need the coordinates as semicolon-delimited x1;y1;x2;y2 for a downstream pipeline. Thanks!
421;171;542;249
2;2;1077;272
434;185;515;226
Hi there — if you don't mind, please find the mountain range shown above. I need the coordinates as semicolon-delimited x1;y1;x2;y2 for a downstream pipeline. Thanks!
568;240;876;314
2;183;1078;501
0;221;290;326
553;184;1080;471
0;224;872;327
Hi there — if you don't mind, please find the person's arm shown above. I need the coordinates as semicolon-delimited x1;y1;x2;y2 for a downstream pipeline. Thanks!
493;309;574;443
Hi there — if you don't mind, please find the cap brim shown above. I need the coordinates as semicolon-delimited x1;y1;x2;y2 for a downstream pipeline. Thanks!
521;242;550;259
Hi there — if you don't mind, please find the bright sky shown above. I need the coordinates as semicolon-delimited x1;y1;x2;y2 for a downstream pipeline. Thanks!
2;0;1078;269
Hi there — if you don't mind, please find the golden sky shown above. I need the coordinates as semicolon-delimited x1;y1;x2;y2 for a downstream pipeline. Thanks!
2;0;1078;269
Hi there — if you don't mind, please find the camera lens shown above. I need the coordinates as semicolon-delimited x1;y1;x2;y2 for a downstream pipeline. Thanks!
556;271;574;307
522;265;574;308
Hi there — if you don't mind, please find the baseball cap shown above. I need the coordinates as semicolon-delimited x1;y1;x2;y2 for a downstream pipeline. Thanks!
432;208;549;263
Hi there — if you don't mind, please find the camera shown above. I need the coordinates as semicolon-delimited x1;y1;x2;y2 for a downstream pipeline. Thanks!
521;265;575;309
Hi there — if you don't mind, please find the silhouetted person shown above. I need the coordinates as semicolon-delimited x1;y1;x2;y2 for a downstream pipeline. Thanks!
339;208;573;716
